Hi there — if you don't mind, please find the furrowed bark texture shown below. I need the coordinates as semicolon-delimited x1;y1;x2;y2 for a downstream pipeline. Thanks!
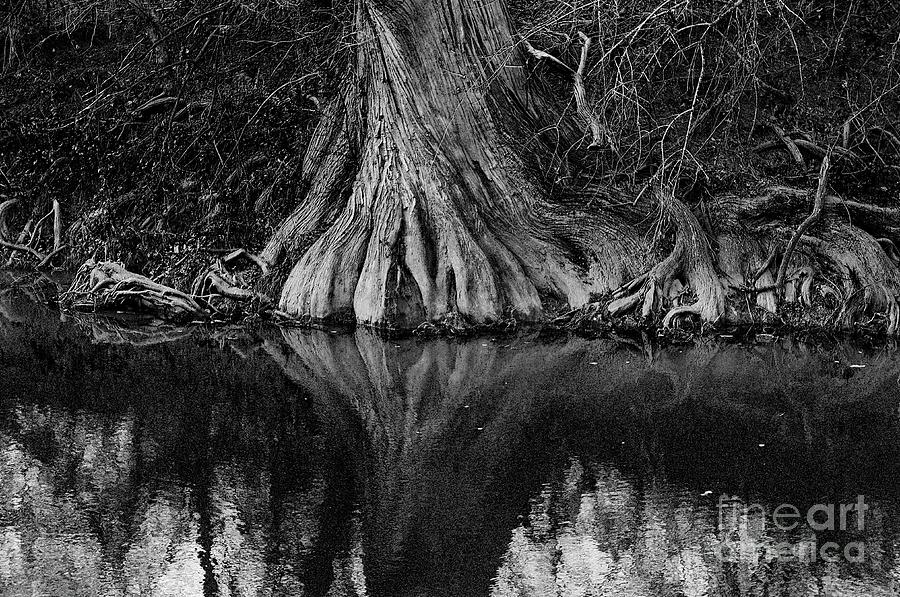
263;0;644;326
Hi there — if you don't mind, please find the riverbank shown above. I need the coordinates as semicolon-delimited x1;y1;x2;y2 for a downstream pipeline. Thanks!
3;269;898;350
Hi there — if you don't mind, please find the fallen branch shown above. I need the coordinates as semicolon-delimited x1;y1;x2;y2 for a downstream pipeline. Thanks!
522;32;609;150
520;39;573;74
771;124;805;168
0;238;46;261
751;243;779;285
574;32;605;149
53;199;62;251
792;139;861;165
753;132;862;165
63;260;206;320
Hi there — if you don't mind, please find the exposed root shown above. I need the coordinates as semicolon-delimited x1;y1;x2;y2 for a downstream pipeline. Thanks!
753;130;862;166
771;123;805;168
219;248;270;275
63;260;206;320
661;302;704;328
63;253;274;322
606;195;726;327
877;238;900;265
815;225;900;334
191;259;272;314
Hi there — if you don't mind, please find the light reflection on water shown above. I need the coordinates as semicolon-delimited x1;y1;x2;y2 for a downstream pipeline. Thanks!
1;282;900;596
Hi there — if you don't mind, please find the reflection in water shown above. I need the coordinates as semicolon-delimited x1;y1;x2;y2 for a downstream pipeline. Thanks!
1;282;900;596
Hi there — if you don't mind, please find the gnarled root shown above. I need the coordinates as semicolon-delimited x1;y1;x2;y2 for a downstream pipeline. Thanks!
607;196;727;327
814;225;900;334
63;260;207;320
192;259;272;315
63;253;274;322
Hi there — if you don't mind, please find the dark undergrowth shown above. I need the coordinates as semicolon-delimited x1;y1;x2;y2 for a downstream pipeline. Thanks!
1;0;347;284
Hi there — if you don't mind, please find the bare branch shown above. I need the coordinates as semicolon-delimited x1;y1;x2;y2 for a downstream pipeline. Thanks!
776;151;831;301
520;39;573;74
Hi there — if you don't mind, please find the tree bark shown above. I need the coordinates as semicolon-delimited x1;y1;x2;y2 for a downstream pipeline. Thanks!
263;0;645;327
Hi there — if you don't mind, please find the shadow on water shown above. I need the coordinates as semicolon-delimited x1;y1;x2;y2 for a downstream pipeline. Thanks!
2;279;900;596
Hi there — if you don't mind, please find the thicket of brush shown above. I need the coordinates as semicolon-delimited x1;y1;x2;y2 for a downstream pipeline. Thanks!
1;0;346;281
514;0;899;190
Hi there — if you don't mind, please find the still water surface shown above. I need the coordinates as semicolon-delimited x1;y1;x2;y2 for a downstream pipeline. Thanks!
2;283;900;596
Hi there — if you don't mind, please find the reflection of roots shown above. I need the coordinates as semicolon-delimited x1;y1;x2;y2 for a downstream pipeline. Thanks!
65;312;196;345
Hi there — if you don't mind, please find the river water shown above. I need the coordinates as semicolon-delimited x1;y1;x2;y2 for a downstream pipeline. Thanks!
2;280;900;596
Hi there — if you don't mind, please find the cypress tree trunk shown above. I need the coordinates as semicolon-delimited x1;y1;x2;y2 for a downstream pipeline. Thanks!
262;0;646;327
264;0;900;331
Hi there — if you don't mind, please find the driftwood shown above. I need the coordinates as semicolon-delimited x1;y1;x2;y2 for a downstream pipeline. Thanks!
63;260;206;320
63;251;272;321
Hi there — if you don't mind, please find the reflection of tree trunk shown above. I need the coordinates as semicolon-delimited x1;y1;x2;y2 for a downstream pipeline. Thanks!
262;329;900;596
6;312;900;596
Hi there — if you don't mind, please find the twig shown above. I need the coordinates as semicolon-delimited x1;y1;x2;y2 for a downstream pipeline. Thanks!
0;239;47;261
751;242;779;284
521;33;607;149
52;199;62;251
520;39;573;74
